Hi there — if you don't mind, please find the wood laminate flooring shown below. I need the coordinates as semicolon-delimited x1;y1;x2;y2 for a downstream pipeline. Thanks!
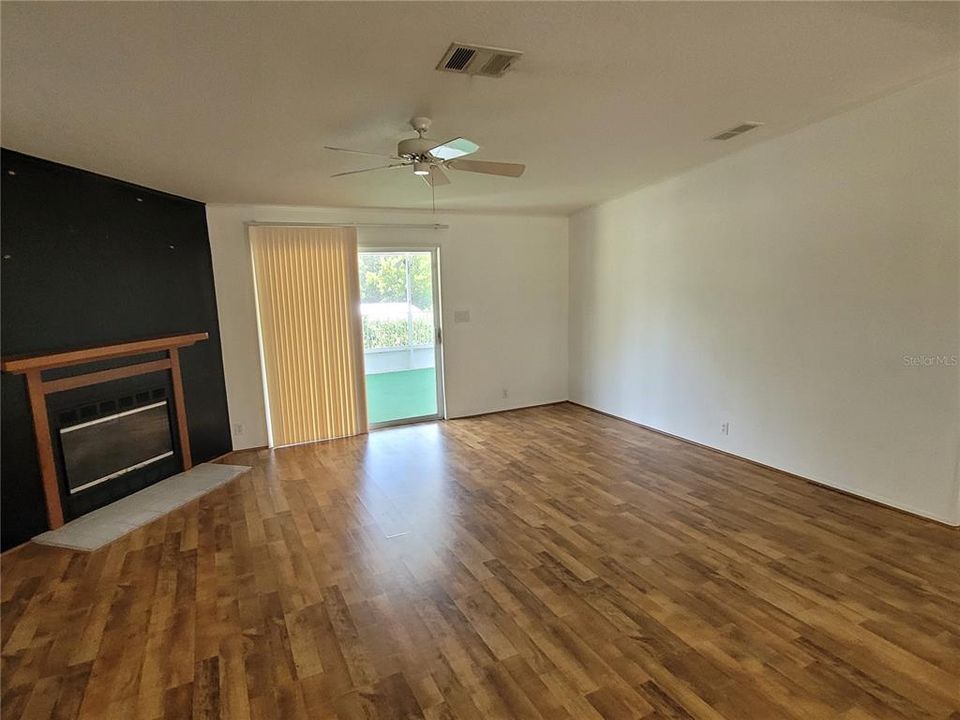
2;403;958;719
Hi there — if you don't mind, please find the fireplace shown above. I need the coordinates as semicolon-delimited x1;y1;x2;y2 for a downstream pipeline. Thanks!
60;399;174;494
47;376;184;520
0;333;208;528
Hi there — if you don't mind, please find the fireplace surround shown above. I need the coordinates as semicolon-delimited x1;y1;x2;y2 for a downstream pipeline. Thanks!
1;333;208;527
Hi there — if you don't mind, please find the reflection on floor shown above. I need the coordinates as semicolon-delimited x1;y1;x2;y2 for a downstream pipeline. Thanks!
365;367;437;424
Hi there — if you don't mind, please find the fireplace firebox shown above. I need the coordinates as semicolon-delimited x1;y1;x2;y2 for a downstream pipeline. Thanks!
60;400;174;495
47;375;185;520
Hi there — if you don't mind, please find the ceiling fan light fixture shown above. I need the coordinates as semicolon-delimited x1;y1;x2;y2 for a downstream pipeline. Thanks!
413;162;431;176
429;138;480;161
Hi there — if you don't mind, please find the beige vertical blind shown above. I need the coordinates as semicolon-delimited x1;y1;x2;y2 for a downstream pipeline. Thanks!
250;225;367;446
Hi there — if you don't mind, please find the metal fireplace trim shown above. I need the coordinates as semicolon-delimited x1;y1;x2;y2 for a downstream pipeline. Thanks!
69;451;175;495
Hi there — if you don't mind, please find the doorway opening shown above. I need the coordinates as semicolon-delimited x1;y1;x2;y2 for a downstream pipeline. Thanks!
358;248;444;427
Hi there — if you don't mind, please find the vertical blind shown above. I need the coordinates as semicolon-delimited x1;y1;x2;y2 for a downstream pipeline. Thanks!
250;225;368;446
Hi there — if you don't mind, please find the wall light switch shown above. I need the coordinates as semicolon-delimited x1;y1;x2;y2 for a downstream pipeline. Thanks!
453;310;471;323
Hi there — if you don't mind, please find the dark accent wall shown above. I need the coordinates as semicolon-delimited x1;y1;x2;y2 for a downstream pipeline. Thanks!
1;149;232;550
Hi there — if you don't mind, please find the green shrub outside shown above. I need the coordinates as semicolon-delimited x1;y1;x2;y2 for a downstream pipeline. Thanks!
363;316;434;349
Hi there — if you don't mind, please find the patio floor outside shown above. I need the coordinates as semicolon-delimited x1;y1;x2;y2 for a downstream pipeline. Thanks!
365;367;437;425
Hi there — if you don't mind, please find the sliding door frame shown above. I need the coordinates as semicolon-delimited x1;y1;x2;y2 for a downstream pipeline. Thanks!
358;245;446;429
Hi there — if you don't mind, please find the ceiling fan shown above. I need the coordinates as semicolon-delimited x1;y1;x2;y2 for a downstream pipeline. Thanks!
325;117;525;187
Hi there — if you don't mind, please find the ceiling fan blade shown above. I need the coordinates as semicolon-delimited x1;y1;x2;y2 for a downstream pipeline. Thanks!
421;165;450;187
331;164;407;178
427;137;479;161
324;145;400;159
446;159;525;177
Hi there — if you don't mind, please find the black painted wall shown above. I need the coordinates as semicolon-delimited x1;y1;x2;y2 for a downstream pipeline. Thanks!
1;149;232;550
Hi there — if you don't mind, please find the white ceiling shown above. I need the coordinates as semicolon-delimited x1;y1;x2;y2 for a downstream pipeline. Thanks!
2;2;957;214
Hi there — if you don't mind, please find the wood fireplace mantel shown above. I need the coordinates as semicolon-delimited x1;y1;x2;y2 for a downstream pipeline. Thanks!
1;332;209;529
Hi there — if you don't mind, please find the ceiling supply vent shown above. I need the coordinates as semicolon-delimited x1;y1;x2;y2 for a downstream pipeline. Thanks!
711;121;763;141
437;43;522;77
445;46;476;71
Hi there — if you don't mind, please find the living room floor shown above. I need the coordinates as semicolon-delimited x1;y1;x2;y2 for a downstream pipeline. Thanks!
2;403;958;720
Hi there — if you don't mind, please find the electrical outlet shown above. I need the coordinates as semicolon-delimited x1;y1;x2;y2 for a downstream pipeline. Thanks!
720;421;730;436
502;388;509;399
233;422;245;436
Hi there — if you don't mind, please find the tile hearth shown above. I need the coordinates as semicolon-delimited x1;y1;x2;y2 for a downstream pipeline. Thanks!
32;462;250;552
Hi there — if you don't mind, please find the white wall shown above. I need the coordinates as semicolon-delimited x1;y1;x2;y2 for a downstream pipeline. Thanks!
569;70;960;525
206;205;568;449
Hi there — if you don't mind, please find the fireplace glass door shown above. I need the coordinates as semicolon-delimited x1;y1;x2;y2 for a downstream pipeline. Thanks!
59;400;175;494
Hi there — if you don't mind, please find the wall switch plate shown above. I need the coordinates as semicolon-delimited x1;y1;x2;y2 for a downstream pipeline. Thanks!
233;423;244;436
453;310;470;323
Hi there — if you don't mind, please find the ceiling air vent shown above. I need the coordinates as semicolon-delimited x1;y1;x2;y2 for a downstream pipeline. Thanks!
711;121;763;141
437;43;522;78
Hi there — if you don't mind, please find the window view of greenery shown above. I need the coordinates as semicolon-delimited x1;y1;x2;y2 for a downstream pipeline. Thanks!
363;316;433;349
360;253;434;350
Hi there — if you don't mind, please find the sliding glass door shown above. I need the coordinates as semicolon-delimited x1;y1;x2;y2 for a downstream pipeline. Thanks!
358;248;444;427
